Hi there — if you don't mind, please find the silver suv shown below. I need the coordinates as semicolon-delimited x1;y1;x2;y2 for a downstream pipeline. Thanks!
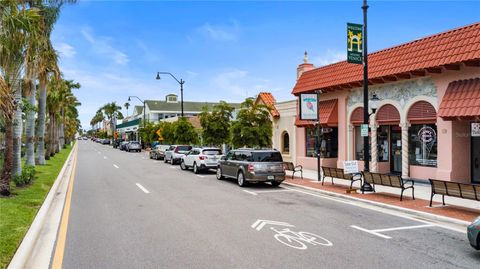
216;149;285;187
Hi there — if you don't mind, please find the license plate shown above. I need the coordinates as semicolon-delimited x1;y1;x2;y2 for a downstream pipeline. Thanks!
267;175;274;180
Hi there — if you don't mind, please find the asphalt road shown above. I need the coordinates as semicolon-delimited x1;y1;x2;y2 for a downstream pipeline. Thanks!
62;141;480;269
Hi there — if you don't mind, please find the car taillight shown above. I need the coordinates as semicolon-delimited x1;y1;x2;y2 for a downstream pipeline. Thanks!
248;164;255;173
199;156;206;160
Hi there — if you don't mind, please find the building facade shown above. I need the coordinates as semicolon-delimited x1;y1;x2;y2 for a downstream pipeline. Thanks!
292;23;480;183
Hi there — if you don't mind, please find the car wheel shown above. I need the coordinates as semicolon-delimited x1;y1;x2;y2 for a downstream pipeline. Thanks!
164;157;168;163
237;171;247;187
193;163;199;174
180;160;187;170
216;167;224;180
271;181;281;187
149;153;153;159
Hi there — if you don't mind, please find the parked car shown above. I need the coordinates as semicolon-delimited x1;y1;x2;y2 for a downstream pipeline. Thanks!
126;141;141;152
164;145;192;164
180;147;223;173
113;139;123;149
101;139;111;145
468;216;480;250
149;144;171;160
216;149;285;187
119;141;130;151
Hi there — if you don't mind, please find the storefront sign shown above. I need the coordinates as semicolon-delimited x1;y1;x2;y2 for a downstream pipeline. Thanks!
418;126;436;144
472;123;480;137
347;23;363;64
360;124;368;137
299;93;318;120
343;160;359;174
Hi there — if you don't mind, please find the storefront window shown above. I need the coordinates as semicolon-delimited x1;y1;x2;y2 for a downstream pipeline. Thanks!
282;132;290;154
408;124;437;167
305;127;338;158
377;126;389;162
354;126;371;161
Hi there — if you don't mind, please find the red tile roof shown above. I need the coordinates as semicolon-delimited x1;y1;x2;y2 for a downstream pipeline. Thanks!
293;22;480;95
438;78;480;120
257;92;280;117
295;99;338;127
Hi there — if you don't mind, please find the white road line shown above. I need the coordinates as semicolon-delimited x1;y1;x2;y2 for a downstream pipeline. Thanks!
97;151;101;154
373;224;435;233
169;166;178;169
136;183;150;194
103;156;107;159
196;175;205;178
113;164;119;169
242;190;258;196
350;225;392;239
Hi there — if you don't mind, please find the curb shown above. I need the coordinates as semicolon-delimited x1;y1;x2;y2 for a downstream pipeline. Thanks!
7;144;78;269
283;181;471;228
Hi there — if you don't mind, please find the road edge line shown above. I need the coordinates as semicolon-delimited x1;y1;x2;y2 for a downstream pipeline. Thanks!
51;145;79;269
7;143;78;269
283;182;471;227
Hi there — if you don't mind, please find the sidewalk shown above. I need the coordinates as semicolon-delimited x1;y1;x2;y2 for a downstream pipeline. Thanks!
285;168;480;223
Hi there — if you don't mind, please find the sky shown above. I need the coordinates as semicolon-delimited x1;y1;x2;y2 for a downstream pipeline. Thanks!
50;0;480;130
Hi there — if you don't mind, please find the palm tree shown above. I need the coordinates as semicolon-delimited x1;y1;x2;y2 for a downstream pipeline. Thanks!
124;102;130;117
58;80;80;149
0;2;41;195
101;102;124;140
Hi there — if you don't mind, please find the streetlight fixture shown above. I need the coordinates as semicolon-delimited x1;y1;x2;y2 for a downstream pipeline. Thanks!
156;72;185;117
128;95;146;140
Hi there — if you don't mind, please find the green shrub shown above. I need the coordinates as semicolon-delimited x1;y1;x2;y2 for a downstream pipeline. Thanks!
13;165;36;186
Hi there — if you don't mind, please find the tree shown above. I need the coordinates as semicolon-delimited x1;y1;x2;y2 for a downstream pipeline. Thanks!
230;98;272;148
100;102;123;140
0;2;41;195
173;118;199;145
199;101;234;146
124;102;130;117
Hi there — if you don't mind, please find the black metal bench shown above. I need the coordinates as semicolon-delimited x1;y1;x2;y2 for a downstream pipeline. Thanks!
321;166;362;189
362;172;415;201
428;179;480;207
284;162;303;179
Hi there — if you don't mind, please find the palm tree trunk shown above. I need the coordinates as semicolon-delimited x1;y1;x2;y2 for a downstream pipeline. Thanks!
13;82;23;176
35;76;47;165
0;116;14;196
59;109;65;149
25;80;36;166
55;120;60;153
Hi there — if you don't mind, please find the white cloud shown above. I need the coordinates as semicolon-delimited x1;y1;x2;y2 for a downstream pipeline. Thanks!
80;27;129;65
198;21;240;42
313;50;347;67
56;42;76;58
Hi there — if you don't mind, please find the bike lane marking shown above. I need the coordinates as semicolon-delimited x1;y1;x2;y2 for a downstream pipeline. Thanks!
242;190;258;196
136;183;150;194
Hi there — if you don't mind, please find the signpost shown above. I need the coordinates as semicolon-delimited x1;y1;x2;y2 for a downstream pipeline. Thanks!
347;23;363;64
156;128;164;141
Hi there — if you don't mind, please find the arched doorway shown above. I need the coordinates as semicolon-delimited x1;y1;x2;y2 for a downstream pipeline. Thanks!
376;104;401;173
407;101;438;168
282;132;290;154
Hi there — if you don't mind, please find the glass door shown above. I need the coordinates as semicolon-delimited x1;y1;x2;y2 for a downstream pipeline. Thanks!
472;136;480;183
391;126;402;173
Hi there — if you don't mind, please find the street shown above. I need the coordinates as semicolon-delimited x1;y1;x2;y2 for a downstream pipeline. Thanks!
61;141;480;269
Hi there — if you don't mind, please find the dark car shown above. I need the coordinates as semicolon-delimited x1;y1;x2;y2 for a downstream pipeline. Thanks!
119;141;130;151
216;149;285;187
149;144;171;160
468;216;480;250
113;139;123;149
101;139;111;145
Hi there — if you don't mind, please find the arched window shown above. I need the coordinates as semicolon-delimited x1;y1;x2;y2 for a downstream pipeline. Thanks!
282;132;290;154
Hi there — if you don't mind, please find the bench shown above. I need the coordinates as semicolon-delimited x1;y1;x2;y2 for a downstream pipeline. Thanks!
362;172;415;201
284;162;303;179
321;166;362;189
428;179;480;207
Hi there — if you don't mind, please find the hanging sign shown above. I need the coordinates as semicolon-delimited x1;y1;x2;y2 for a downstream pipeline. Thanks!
472;123;480;137
360;124;369;137
347;23;363;64
299;93;318;120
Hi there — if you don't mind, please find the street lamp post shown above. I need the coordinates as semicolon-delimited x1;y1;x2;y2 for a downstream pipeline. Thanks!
156;72;185;117
128;95;146;141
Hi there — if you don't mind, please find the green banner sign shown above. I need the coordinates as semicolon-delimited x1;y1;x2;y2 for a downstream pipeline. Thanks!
347;23;363;64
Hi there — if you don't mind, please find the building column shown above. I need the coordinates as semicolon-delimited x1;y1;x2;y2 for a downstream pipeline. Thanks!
347;124;354;160
401;122;410;178
370;122;378;172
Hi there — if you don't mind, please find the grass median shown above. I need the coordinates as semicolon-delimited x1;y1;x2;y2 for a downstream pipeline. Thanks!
0;144;73;269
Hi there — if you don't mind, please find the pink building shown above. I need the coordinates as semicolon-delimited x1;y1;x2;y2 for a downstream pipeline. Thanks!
292;22;480;183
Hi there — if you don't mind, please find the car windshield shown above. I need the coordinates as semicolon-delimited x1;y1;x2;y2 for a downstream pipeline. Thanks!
177;146;191;151
250;152;283;162
130;142;139;145
203;150;222;155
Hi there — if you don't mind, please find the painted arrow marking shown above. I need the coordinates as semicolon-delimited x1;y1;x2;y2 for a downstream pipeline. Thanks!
251;219;295;231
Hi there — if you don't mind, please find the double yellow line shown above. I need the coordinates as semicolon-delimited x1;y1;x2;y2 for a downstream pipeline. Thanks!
51;145;78;269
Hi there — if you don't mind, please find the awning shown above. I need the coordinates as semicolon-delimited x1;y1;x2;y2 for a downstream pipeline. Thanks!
438;78;480;120
295;99;338;127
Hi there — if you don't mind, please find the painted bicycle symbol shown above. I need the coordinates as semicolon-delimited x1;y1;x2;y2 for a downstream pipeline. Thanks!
270;227;333;250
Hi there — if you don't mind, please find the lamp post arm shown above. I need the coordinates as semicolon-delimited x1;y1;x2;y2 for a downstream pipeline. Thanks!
158;72;182;85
